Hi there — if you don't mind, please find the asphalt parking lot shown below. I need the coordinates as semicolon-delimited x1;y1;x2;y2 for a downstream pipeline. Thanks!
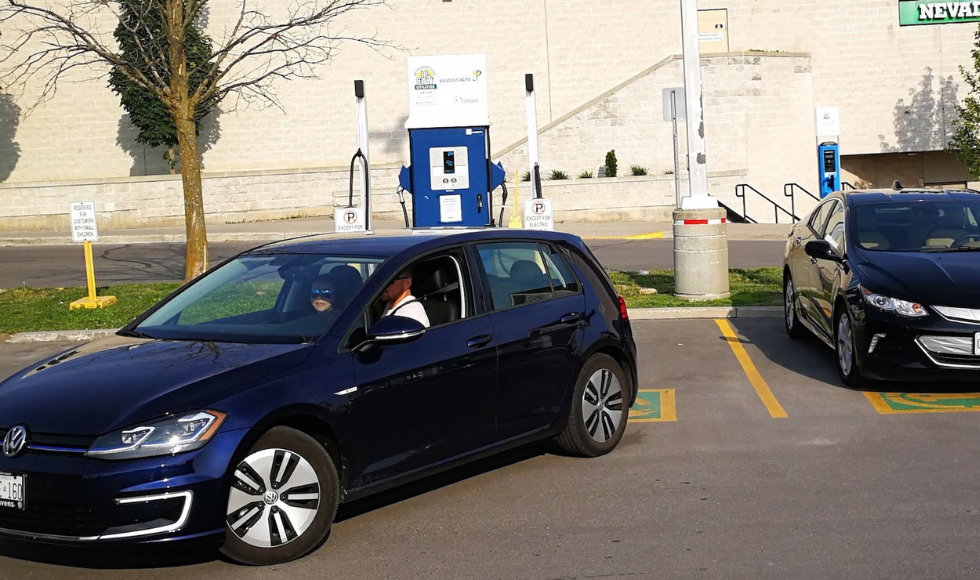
1;319;980;579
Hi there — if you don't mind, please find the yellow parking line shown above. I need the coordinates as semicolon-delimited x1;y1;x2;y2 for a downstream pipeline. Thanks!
715;319;788;418
583;232;665;240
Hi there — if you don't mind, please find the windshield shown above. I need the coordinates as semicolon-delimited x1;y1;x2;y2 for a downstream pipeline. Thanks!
131;253;384;343
853;199;980;252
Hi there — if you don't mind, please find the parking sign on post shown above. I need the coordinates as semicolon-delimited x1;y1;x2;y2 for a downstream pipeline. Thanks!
334;207;366;233
523;198;554;231
70;201;99;242
67;201;116;310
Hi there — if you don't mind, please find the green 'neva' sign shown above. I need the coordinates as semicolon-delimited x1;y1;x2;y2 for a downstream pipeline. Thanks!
900;0;980;25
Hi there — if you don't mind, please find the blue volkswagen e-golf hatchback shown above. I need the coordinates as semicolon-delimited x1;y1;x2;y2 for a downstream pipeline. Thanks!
0;229;638;565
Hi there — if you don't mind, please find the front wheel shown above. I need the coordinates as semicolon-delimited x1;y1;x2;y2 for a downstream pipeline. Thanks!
555;354;630;457
835;307;865;388
221;427;339;566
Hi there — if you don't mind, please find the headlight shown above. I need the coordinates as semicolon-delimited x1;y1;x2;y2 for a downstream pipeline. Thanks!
86;410;226;460
861;287;928;318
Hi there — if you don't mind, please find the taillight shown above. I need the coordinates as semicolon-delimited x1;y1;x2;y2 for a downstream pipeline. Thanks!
618;295;628;320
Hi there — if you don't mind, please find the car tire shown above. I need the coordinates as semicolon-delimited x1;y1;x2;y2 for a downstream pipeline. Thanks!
784;275;806;339
221;426;340;566
834;306;866;389
555;354;630;457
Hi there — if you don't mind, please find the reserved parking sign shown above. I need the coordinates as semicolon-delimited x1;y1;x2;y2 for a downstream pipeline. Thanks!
334;207;365;233
523;198;554;231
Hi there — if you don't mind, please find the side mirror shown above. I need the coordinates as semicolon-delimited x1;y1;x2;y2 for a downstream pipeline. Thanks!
804;239;842;263
354;315;426;353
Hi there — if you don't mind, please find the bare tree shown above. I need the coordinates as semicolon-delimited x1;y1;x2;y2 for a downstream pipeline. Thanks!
0;0;390;281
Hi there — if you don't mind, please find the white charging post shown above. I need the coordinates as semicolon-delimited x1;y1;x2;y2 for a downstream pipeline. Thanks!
525;74;540;200
336;80;371;234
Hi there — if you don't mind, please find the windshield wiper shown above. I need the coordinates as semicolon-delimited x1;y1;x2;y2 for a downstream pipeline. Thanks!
117;328;156;339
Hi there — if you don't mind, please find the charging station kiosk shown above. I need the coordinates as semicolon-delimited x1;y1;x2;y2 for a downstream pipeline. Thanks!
398;54;506;229
818;142;840;198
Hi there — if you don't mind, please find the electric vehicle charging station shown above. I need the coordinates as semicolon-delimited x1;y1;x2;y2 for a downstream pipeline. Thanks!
818;142;840;198
815;107;841;198
398;54;506;230
336;80;371;234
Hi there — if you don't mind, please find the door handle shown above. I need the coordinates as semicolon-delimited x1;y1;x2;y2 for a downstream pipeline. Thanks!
466;334;493;348
560;312;583;324
810;257;818;264
795;236;802;246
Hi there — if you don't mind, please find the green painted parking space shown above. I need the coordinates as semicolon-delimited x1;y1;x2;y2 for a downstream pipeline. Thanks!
865;392;980;414
629;389;676;422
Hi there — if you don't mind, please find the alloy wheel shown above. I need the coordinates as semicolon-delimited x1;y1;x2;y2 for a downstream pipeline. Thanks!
837;313;854;377
226;448;321;549
581;369;624;443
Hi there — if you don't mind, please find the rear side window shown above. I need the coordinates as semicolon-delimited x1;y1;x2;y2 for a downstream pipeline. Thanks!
476;242;579;311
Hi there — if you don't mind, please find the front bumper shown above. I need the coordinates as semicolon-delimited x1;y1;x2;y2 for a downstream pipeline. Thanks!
0;429;247;544
853;308;980;382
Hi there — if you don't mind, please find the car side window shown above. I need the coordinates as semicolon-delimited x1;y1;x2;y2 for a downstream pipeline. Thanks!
809;201;835;237
539;243;581;298
823;202;845;252
477;242;557;311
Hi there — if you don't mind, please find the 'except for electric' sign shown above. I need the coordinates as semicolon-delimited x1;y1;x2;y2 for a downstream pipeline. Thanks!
900;0;980;25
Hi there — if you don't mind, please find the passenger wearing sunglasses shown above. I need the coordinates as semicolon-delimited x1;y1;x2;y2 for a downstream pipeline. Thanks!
310;276;340;313
380;268;430;328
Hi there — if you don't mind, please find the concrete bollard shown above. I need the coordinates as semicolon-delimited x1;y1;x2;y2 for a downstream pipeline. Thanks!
672;208;730;301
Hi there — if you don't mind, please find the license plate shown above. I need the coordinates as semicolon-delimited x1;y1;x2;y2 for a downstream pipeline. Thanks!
0;472;25;510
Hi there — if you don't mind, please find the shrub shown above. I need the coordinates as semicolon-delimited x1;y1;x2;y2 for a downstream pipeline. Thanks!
521;170;531;182
630;164;648;176
663;169;674;175
604;150;618;177
578;169;593;179
549;169;569;180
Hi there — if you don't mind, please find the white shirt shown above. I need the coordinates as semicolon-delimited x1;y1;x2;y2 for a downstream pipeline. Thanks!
383;294;430;328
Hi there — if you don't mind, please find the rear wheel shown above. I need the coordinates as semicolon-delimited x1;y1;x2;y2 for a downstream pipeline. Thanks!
221;427;339;566
784;275;806;339
555;354;630;457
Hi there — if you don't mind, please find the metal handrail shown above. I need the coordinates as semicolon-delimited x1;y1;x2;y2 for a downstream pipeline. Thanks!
783;183;820;223
841;181;856;190
735;183;798;224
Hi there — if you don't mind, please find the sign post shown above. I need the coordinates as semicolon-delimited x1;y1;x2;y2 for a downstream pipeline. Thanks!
663;87;686;208
68;201;116;310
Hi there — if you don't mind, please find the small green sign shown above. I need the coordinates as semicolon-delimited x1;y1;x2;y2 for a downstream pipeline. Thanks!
629;389;676;422
865;392;980;413
900;0;980;25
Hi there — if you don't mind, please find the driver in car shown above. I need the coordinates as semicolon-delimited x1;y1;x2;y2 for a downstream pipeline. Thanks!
380;268;430;328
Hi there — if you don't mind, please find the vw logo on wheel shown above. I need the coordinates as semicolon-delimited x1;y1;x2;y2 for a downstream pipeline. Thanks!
3;425;28;458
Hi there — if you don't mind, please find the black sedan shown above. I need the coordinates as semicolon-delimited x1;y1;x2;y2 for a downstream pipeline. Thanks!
0;230;637;565
783;188;980;387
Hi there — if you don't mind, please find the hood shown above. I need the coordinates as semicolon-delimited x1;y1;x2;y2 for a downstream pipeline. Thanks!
0;334;314;437
852;249;980;308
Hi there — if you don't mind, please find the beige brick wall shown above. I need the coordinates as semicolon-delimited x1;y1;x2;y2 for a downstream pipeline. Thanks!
0;0;973;224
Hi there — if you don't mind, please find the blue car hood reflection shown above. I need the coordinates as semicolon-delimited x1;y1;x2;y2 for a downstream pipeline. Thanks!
0;334;314;436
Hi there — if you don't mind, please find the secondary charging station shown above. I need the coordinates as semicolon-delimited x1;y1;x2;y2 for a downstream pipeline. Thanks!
398;54;506;229
818;142;840;198
815;107;841;198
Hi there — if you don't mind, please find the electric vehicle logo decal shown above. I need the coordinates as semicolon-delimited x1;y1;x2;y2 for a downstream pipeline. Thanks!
414;67;437;91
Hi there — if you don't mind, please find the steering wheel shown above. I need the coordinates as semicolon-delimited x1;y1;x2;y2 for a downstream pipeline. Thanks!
950;233;980;248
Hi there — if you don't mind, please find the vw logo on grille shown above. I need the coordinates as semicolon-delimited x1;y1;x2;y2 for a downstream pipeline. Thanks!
3;425;28;458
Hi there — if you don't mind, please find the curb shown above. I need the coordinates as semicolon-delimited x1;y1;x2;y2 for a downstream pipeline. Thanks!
3;307;783;342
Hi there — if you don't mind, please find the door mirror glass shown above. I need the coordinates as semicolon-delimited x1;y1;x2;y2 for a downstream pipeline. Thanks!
804;239;841;263
356;315;426;352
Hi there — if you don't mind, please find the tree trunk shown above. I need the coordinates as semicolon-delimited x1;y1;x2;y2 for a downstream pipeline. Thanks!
167;0;208;282
175;113;208;282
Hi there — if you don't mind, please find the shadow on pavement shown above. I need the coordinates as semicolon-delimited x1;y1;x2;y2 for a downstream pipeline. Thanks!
730;318;980;394
0;442;551;569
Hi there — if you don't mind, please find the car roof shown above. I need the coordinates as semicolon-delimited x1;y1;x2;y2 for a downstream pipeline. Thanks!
243;228;583;257
841;188;980;205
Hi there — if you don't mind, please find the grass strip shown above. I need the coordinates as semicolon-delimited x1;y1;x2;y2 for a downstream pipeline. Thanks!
0;268;783;334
